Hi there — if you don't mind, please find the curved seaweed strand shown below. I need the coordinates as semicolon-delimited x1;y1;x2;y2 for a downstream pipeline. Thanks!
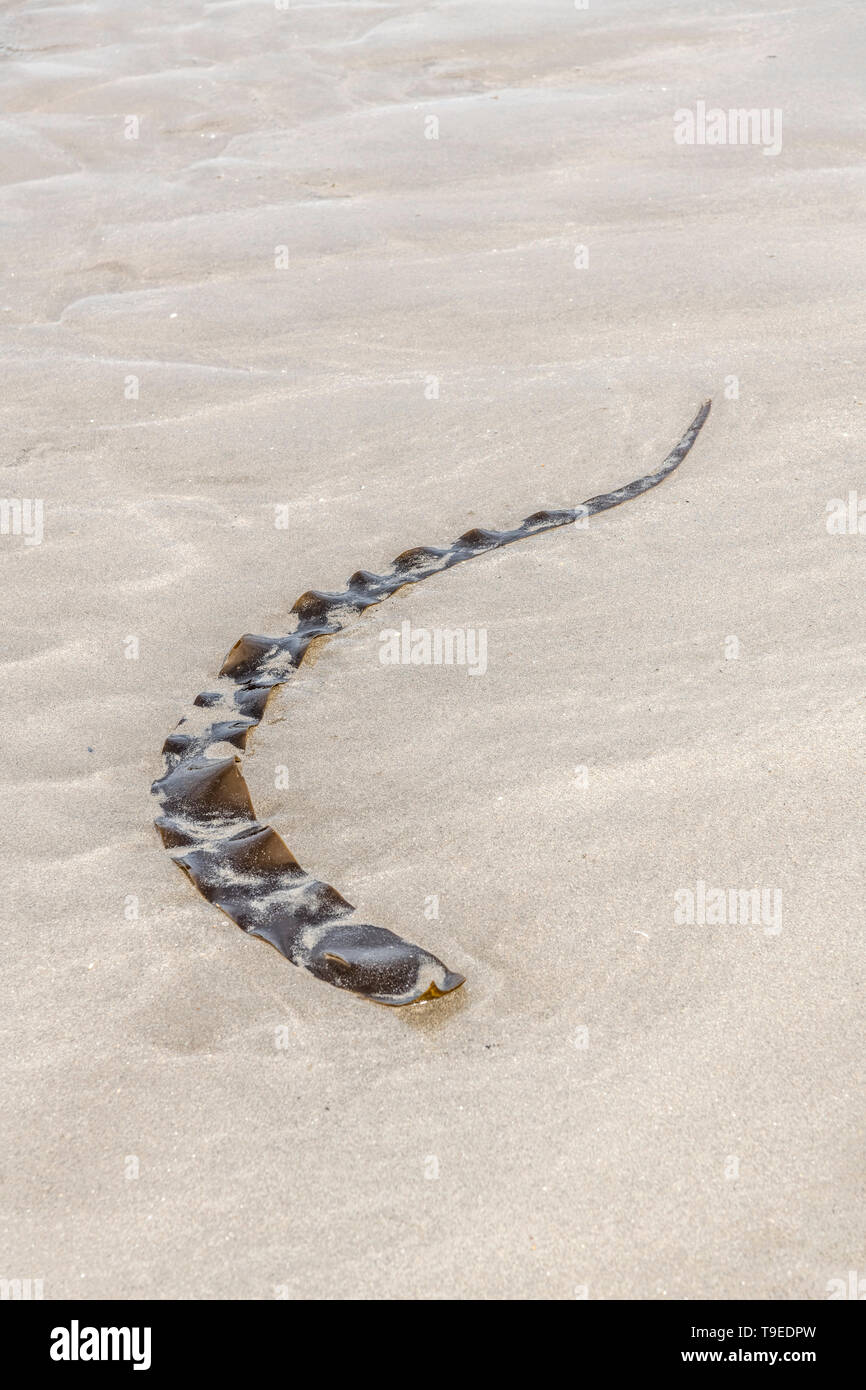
152;400;711;1007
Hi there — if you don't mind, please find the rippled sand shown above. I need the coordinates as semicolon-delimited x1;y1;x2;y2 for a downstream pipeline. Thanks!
2;1;863;1299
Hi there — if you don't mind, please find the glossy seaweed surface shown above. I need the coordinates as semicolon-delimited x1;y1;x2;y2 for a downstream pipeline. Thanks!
152;401;711;1006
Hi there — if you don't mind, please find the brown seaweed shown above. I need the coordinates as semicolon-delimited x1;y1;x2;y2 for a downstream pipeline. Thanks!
152;401;710;1006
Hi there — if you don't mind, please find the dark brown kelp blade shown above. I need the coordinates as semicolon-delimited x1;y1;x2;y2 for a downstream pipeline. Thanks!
152;402;710;1006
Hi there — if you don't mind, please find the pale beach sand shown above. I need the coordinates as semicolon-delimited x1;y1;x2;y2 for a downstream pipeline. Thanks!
1;0;863;1298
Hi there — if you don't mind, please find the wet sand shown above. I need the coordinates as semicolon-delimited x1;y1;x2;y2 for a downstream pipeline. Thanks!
2;1;863;1298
